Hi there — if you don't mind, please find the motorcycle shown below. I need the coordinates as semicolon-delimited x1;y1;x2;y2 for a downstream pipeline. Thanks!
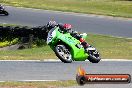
0;5;9;16
46;26;101;63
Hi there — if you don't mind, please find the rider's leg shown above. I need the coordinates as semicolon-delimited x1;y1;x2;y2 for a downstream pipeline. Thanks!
79;38;90;52
73;34;91;52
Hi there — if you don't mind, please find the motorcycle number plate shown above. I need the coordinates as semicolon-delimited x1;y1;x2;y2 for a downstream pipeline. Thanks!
47;29;56;44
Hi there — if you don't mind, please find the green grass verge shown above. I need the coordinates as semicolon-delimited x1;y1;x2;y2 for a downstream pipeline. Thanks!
0;80;77;88
1;0;132;18
0;34;132;60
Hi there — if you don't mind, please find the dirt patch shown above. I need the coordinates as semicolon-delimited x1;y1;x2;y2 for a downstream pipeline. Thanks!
0;86;37;88
0;44;28;50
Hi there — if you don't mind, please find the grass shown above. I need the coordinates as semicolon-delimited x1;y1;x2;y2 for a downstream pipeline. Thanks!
0;23;20;26
0;34;132;60
0;0;132;18
0;80;77;88
0;45;57;60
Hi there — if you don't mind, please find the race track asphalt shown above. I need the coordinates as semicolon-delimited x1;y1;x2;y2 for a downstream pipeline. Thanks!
0;6;132;38
0;60;132;88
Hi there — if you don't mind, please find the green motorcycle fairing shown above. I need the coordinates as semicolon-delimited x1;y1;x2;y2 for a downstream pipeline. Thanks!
47;27;88;61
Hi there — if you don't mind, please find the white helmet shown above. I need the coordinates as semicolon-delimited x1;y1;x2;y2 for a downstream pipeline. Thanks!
47;21;57;28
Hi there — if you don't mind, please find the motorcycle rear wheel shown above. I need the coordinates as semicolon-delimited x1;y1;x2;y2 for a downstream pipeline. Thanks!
88;49;101;63
55;44;72;63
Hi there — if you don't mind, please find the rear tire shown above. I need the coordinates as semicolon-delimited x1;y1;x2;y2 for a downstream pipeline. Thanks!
54;44;72;63
87;48;101;63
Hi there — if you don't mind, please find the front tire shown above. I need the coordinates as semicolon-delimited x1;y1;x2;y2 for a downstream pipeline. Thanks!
4;11;9;16
54;44;72;63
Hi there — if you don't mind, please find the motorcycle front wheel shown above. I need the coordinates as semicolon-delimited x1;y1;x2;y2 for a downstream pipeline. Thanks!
55;44;72;63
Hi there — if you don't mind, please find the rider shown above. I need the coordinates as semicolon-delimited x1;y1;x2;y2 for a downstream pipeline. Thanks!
0;4;2;9
0;4;3;9
46;21;90;52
